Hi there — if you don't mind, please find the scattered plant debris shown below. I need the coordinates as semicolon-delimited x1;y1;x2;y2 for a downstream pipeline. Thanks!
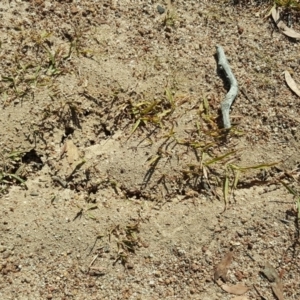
262;262;284;300
271;6;300;39
214;250;234;282
220;283;249;295
284;70;300;97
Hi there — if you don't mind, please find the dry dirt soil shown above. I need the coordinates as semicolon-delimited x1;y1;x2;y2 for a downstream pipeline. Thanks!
1;0;300;299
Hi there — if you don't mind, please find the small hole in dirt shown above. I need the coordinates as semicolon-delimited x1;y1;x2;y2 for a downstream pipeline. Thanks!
121;186;142;199
177;188;186;195
101;123;111;136
83;110;91;116
90;140;95;145
22;149;43;168
88;185;98;194
65;126;74;136
63;31;73;42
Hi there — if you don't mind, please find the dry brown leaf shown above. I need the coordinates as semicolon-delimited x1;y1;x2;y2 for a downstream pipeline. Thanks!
65;140;80;165
253;284;267;300
221;283;249;295
262;262;279;282
216;278;223;286
59;142;67;159
272;281;284;300
214;251;233;282
284;71;300;97
262;263;284;300
271;6;300;39
231;296;249;300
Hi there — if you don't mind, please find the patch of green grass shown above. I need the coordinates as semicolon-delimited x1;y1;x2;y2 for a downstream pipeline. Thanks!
168;95;279;209
163;9;178;27
0;149;28;193
275;0;300;10
73;204;98;221
125;88;178;136
0;21;94;108
87;217;145;269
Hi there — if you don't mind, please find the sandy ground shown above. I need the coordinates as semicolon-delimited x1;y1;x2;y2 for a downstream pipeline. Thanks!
0;0;300;299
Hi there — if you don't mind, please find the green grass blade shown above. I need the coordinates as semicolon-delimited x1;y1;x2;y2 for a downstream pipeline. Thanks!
165;88;175;109
233;169;240;189
230;162;278;171
4;173;27;189
280;180;298;196
141;101;158;115
204;150;237;166
223;175;229;208
203;97;209;115
2;76;14;82
131;119;141;135
147;154;161;166
158;109;172;118
7;151;24;160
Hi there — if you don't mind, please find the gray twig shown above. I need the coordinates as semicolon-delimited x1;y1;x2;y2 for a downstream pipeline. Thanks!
216;45;239;129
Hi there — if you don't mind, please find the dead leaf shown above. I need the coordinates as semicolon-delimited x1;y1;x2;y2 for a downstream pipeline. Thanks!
216;278;223;286
282;27;300;39
65;140;80;165
214;251;233;282
235;270;245;281
271;7;300;39
262;262;284;300
271;281;284;300
231;296;249;300
221;283;249;295
262;262;280;283
253;284;267;300
284;71;300;97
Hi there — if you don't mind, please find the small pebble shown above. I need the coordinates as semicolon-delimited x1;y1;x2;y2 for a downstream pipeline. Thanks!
0;246;7;253
157;5;165;14
149;280;155;287
153;270;161;277
126;262;134;269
